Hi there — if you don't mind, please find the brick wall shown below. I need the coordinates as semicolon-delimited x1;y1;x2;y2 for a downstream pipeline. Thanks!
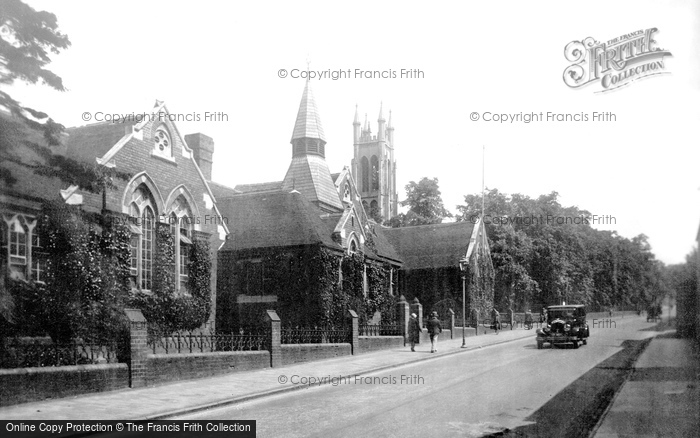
358;336;404;354
0;364;128;407
281;344;352;366
146;351;270;386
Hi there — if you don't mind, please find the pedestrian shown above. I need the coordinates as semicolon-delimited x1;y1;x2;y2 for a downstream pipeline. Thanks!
426;311;442;353
408;313;421;352
491;307;501;334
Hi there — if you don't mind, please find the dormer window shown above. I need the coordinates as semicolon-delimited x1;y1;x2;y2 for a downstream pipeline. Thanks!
343;183;351;202
154;127;172;157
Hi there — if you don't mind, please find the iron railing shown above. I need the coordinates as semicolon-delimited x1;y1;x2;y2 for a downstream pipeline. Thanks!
281;326;351;344
1;338;119;368
148;328;270;354
359;324;402;336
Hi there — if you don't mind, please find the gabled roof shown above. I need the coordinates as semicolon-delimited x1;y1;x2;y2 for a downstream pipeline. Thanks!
281;155;343;211
219;190;343;253
64;121;135;164
207;180;241;200
369;225;403;264
291;80;325;142
383;221;475;270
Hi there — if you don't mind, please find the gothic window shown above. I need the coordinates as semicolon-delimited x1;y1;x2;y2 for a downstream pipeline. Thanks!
154;126;172;157
361;156;370;193
343;183;351;202
371;155;379;191
3;214;38;281
128;186;156;292
169;196;193;295
370;200;379;220
129;203;140;275
348;234;359;255
141;206;154;291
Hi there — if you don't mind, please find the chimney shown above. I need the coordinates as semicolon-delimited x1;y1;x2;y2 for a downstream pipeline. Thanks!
185;133;215;181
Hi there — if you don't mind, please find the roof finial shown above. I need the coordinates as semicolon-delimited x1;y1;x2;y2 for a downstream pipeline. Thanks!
305;55;311;82
378;101;385;121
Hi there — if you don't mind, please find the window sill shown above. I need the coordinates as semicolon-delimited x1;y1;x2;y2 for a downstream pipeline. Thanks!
150;151;177;165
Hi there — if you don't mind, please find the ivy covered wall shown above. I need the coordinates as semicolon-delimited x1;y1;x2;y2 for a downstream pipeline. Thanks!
216;245;397;331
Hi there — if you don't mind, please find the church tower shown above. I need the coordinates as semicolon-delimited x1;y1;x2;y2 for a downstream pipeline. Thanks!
282;80;343;213
351;103;397;221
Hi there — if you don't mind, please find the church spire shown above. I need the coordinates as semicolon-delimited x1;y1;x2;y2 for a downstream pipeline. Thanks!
283;81;343;212
291;79;326;145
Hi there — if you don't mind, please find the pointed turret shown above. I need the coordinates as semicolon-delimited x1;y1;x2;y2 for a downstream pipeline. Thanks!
291;79;326;151
378;102;386;141
283;81;343;212
353;104;360;144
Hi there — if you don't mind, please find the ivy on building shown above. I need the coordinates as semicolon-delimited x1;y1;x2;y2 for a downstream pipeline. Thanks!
1;202;132;343
130;224;212;334
219;245;396;330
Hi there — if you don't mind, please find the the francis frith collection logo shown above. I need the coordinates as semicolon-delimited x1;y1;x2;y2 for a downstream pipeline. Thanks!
563;27;672;92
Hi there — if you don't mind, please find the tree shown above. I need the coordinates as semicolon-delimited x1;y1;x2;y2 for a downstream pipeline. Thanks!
390;177;452;227
0;0;128;192
0;0;70;147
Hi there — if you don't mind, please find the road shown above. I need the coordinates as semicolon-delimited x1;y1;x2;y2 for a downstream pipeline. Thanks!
173;316;658;438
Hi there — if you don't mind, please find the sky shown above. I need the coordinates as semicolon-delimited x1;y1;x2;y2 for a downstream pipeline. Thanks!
7;0;700;265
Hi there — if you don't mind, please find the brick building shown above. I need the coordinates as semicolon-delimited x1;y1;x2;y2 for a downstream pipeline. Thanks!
212;80;493;328
1;103;227;326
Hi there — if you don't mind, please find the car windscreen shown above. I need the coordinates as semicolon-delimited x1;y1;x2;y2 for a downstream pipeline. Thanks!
548;309;575;320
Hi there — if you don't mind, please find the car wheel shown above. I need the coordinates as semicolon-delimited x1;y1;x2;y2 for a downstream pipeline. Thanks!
537;341;543;350
573;341;579;349
582;339;587;345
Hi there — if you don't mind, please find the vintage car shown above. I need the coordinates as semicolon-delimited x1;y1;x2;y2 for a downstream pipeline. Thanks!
536;304;589;349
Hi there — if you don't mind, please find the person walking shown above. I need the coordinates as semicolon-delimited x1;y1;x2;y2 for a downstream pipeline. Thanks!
426;311;442;353
491;307;501;334
408;313;421;352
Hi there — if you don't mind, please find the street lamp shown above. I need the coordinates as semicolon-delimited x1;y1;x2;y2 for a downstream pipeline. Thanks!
459;257;468;347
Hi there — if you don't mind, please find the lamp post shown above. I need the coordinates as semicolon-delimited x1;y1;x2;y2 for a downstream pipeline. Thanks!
459;258;468;347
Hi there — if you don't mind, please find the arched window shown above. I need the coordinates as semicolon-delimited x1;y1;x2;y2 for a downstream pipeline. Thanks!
370;200;379;220
141;206;154;291
169;196;193;295
371;155;379;191
128;186;157;292
2;214;40;281
361;156;370;193
343;183;351;202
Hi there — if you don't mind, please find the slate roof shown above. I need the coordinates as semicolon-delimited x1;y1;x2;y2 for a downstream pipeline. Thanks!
0;113;68;204
64;121;134;164
218;190;343;253
207;180;240;200
291;80;325;142
382;221;475;270
233;181;283;194
281;155;343;211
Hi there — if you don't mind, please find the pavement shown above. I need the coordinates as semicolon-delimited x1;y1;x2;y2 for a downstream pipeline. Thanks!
4;319;698;438
592;331;700;438
0;325;533;420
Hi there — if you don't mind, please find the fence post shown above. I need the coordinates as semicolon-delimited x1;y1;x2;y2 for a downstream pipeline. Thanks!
396;295;410;345
448;308;455;339
347;309;359;355
124;309;148;388
471;308;479;336
411;298;423;329
266;310;281;368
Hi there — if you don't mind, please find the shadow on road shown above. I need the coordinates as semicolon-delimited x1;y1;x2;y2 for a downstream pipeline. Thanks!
484;338;652;438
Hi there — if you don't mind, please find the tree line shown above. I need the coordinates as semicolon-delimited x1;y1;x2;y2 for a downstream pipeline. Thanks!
388;178;670;312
